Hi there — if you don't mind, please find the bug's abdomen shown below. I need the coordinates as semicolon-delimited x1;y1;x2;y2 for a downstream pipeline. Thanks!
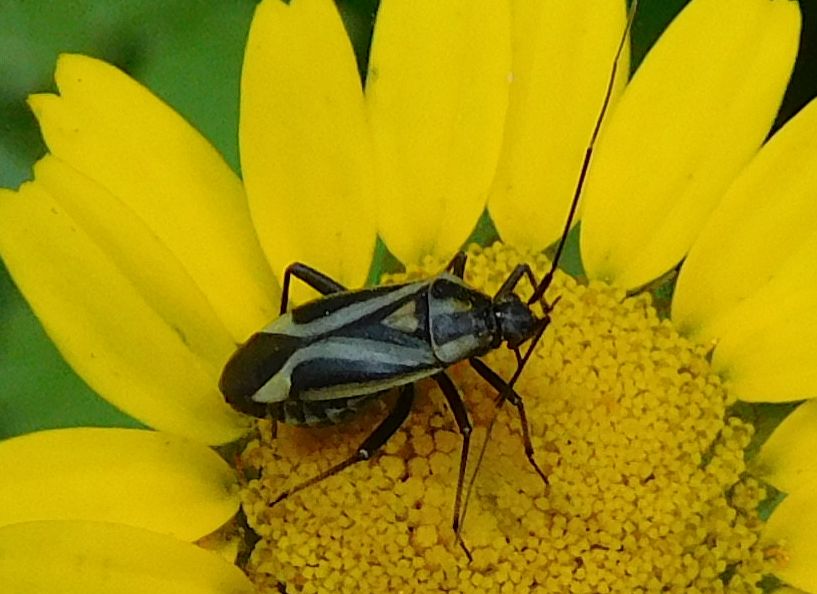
271;394;379;427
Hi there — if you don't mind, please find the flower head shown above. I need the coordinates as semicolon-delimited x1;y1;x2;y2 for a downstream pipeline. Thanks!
243;245;769;593
0;0;816;592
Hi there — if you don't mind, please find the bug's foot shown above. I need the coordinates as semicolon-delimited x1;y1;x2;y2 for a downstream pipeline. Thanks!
271;491;290;507
459;537;473;563
533;461;549;487
452;518;473;562
526;449;549;488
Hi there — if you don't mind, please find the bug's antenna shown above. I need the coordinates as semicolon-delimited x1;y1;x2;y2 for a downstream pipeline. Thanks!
530;0;637;307
456;0;638;545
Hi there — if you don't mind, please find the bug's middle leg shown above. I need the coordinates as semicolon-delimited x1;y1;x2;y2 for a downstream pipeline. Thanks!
280;262;348;314
431;371;474;561
271;384;415;506
468;357;548;487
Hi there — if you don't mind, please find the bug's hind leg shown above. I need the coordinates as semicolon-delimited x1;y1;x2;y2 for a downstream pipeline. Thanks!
271;384;415;506
431;371;474;561
468;357;548;487
280;262;347;314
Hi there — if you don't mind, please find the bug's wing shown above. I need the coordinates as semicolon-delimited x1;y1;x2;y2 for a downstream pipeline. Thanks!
291;336;440;401
219;332;304;410
291;291;441;401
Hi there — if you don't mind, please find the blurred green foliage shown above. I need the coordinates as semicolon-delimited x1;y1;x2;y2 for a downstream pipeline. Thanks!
0;1;815;439
0;0;261;437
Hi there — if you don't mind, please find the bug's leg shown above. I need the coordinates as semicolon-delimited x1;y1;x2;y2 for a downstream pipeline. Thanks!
445;251;468;279
266;403;281;440
235;508;262;571
468;357;548;487
494;263;539;300
431;372;473;561
280;262;347;314
271;384;415;506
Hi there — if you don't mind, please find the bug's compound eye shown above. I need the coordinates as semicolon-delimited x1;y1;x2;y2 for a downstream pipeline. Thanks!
494;296;538;348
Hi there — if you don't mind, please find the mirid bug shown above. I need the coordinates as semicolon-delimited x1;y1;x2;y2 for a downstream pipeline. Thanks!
220;254;551;553
219;2;637;560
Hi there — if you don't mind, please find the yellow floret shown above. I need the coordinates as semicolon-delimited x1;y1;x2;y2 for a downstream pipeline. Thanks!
240;244;770;593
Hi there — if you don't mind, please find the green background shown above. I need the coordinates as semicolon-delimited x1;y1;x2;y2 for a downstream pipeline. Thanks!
1;0;815;439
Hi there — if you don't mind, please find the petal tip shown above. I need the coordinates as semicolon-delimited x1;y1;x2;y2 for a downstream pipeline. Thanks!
55;52;94;72
25;92;55;116
53;53;124;96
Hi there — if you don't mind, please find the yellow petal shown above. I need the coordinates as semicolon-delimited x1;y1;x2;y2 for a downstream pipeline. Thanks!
0;521;255;594
672;98;817;402
0;183;248;445
763;490;817;592
0;428;238;541
581;0;800;290
198;531;240;566
29;53;277;341
488;0;627;251
710;250;817;402
752;400;817;494
241;0;376;295
33;156;234;372
367;0;511;264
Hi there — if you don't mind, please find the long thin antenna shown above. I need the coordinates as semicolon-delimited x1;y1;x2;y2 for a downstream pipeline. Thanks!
530;0;636;306
457;0;638;543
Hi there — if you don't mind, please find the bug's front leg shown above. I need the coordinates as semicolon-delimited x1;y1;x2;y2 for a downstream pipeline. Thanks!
494;263;540;301
280;262;347;314
444;251;468;279
271;384;415;506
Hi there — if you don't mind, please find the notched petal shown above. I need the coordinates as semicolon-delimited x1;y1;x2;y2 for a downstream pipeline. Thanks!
0;181;248;445
29;53;277;340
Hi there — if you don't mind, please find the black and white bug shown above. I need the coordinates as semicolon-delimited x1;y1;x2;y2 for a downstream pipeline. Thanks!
220;2;636;560
220;253;551;548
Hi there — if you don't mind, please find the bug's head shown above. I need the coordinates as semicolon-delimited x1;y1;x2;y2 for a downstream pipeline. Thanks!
493;294;540;349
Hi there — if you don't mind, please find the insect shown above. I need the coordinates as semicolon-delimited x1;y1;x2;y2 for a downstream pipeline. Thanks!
221;251;552;546
219;2;637;560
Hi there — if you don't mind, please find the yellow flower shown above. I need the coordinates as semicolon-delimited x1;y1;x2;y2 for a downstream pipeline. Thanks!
0;0;814;592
